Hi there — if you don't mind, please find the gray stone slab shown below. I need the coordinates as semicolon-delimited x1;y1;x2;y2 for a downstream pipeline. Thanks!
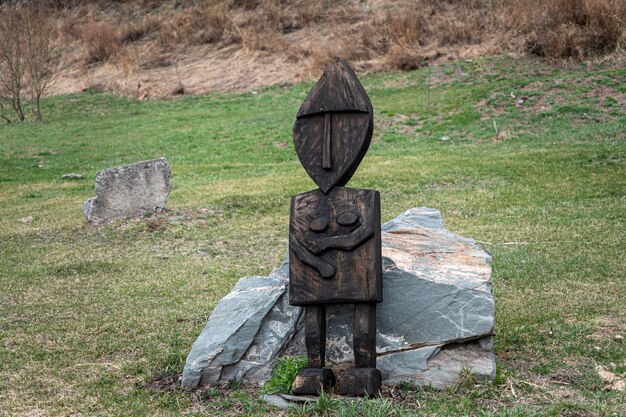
181;263;302;388
386;338;496;388
382;207;444;231
83;158;171;225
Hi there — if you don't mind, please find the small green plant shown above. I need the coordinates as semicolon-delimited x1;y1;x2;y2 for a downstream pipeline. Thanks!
286;390;341;417
457;365;478;389
493;364;506;386
356;396;400;417
227;378;242;389
312;390;342;416
262;356;308;394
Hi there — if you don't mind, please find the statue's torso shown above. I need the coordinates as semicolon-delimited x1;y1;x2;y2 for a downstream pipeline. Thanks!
289;187;382;306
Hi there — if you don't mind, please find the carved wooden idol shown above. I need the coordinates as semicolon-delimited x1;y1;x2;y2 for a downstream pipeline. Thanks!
289;59;382;396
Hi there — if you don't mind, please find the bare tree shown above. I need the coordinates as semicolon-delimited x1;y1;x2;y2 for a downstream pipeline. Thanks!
0;100;11;124
0;4;57;122
24;6;57;121
0;6;27;121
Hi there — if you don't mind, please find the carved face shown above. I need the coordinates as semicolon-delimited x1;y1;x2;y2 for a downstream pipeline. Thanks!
293;60;373;194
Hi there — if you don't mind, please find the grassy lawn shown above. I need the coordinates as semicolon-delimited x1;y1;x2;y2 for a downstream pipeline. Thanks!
0;57;624;416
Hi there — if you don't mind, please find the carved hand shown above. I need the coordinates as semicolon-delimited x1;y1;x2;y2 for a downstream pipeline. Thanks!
306;224;374;255
290;235;336;279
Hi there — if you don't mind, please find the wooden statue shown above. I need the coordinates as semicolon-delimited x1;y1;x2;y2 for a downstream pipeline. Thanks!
289;59;382;396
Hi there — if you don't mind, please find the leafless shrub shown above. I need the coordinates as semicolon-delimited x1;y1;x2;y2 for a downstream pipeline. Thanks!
82;21;121;64
198;4;233;44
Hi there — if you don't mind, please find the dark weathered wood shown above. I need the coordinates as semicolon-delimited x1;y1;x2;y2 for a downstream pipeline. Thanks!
304;305;326;368
296;59;371;117
291;367;336;395
353;303;377;368
337;368;382;396
323;113;332;169
289;59;382;397
293;59;373;194
289;187;382;305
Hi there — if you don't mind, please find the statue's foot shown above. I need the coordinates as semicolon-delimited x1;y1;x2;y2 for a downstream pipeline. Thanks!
291;367;336;395
337;368;382;396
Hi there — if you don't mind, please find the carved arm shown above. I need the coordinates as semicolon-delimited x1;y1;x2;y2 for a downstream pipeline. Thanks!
290;234;336;278
305;220;374;255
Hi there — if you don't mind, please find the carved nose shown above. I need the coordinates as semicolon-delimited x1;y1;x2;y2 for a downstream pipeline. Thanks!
323;113;332;169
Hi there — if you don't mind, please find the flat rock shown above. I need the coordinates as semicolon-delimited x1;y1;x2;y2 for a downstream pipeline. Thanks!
83;158;171;225
182;207;495;389
61;173;83;180
261;394;292;410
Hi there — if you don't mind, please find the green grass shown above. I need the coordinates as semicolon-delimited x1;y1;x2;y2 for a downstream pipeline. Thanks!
263;356;308;395
1;56;624;416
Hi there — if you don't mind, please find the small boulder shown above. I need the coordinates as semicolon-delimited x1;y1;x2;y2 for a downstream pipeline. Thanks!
83;158;171;226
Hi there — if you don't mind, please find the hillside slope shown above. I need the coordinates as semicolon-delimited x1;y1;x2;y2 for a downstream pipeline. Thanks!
20;0;626;98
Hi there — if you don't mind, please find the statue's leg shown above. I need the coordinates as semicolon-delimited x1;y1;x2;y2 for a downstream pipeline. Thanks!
338;302;381;396
291;305;336;395
354;302;377;368
305;305;326;368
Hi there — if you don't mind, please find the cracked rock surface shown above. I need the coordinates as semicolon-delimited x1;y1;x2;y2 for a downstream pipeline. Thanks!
182;207;495;389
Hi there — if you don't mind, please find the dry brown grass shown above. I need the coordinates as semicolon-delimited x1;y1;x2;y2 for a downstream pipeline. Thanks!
41;0;626;97
506;0;626;58
120;14;161;44
158;3;236;46
58;11;81;41
81;21;122;64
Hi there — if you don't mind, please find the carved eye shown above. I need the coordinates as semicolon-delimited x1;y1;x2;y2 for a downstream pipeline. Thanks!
337;212;358;226
309;217;328;232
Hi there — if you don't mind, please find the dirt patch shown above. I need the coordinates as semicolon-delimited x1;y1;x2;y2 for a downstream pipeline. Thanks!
140;372;181;392
374;114;422;140
53;44;305;98
588;316;625;342
476;76;626;124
